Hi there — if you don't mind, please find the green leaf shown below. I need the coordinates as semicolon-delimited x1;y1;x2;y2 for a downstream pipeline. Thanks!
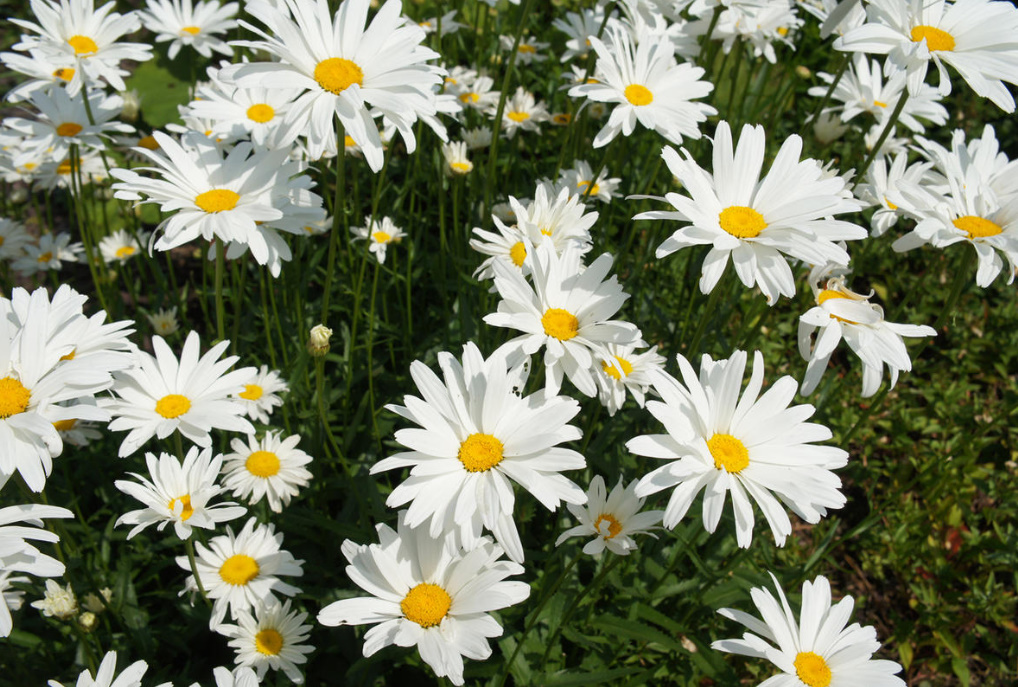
125;60;189;128
542;666;643;686
590;613;684;652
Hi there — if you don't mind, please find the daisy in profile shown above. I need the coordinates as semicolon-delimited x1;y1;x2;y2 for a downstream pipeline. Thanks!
635;121;867;305
485;241;643;398
221;599;314;684
470;215;529;281
835;0;1018;112
854;151;933;236
0;503;74;579
594;342;665;416
371;342;587;563
713;573;905;687
98;228;146;263
351;216;405;264
514;182;597;255
145;307;180;336
231;365;288;423
138;0;238;60
176;517;304;628
103;331;256;457
317;512;530;686
415;10;463;36
629;350;848;548
441;141;472;175
229;0;442;170
497;86;551;139
46;650;149;687
114;447;246;540
222;432;313;512
556;475;662;556
568;22;716;148
499;34;549;64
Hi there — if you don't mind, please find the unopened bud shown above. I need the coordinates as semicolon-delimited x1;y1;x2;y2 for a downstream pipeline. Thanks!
308;324;332;356
78;611;98;632
795;65;812;79
120;90;141;123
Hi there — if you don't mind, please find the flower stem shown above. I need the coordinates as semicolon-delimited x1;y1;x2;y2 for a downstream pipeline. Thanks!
321;122;346;323
858;92;908;181
214;236;226;344
185;538;211;606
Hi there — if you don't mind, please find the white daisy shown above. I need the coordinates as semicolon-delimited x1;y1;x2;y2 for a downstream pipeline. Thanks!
31;578;78;619
712;573;905;687
499;34;549;64
594;342;666;416
556;475;663;556
175;517;304;628
231;365;288;424
0;47;78;103
98;228;147;263
556;159;621;204
552;5;606;63
221;599;314;683
635;120;867;305
0;503;73;578
629;350;848;548
0;219;33;261
452;75;500;111
138;0;238;60
415;11;463;36
351;215;405;265
317;512;530;686
370;342;587;563
13;232;82;276
222;432;312;513
31;149;106;192
470;215;529;282
146;307;180;337
496;86;550;139
441;140;472;176
187;69;300;147
114;446;246;540
46;650;149;687
461;126;492;149
103;331;256;458
513;182;597;255
854;151;933;237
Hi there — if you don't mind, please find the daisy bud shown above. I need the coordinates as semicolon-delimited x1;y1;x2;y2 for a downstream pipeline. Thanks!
307;324;332;357
795;65;812;79
120;89;141;123
78;611;98;632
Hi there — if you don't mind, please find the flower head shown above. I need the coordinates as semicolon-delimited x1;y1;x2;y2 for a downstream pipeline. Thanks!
556;475;663;556
222;432;312;512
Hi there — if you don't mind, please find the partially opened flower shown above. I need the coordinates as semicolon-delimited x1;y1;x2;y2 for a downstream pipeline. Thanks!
594;342;665;416
556;475;662;556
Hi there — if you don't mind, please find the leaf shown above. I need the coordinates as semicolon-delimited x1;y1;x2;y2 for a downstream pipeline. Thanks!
125;60;189;128
589;613;684;652
542;666;643;686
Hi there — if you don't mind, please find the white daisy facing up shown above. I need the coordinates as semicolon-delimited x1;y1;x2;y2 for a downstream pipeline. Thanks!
556;475;663;556
629;350;848;548
46;650;150;687
317;512;530;686
222;432;313;513
712;573;905;687
221;599;314;684
138;0;239;60
351;215;406;265
231;365;288;424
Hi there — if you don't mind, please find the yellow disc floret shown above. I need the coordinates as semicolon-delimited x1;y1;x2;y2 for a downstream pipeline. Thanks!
115;246;137;259
719;206;767;238
68;35;98;55
195;189;240;213
458;433;504;473
953;215;1002;239
52;418;78;431
401;583;452;628
167;494;194;521
138;135;160;150
239;384;263;401
910;25;955;52
246;103;275;123
509;241;527;268
180;26;201;35
594;513;623;539
707;433;749;473
246;450;281;478
372;231;392;244
56;122;83;137
53;67;75;82
624;84;654;106
577;180;601;197
255;628;283;655
219;554;260;585
794;651;832;687
155;393;191;419
314;57;364;95
542;308;579;341
602;356;633;381
507;111;530;122
0;377;31;419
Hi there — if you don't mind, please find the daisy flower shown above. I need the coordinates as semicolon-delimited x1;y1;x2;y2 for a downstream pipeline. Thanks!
499;34;549;64
712;573;905;687
317;512;530;686
138;0;238;60
32;149;106;191
1;570;30;637
0;47;78;103
175;517;304;628
568;22;716;148
629;350;848;548
462;126;492;149
557;159;621;204
231;365;288;424
798;270;937;397
469;215;529;282
31;578;78;619
834;0;1018;113
553;5;606;63
635;120;867;305
13;232;82;276
98;228;146;263
556;475;663;556
146;307;180;337
0;219;33;260
496;86;551;139
514;182;598;255
221;599;314;684
452;74;500;111
415;10;464;36
595;342;666;416
114;446;246;540
222;432;313;512
229;0;443;171
485;241;643;398
351;215;405;264
187;71;300;148
46;650;149;687
854;151;933;237
0;503;73;579
441;141;472;175
103;331;256;457
370;342;587;563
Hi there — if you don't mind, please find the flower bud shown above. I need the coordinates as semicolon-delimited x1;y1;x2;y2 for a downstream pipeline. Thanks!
78;611;98;632
308;324;333;357
120;90;142;123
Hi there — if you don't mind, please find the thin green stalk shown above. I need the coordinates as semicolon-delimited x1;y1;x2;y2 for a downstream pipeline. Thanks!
685;278;725;356
365;261;382;450
321;122;346;323
184;538;212;606
699;7;722;66
214;237;226;344
858;92;908;181
807;52;850;125
230;259;248;355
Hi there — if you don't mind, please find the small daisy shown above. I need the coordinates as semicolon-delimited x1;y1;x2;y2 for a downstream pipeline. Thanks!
138;0;238;60
317;512;530;686
145;307;180;336
451;74;500;111
98;228;146;263
462;126;492;149
175;517;304;628
496;86;551;139
31;578;78;619
594;342;666;416
187;71;300;147
713;573;905;687
46;650;150;687
556;475;663;556
32;149;107;191
557;159;621;204
222;432;312;513
629;350;848;548
553;5;606;63
499;34;549;64
231;365;287;424
415;10;463;36
854;151;933;237
441;140;472;175
0;503;74;578
470;215;529;282
104;331;256;457
351;215;406;265
221;599;314;684
13;232;82;275
114;446;246;540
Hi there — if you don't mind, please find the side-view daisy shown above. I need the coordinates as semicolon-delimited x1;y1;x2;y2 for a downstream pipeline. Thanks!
138;0;238;60
222;432;313;512
556;475;663;556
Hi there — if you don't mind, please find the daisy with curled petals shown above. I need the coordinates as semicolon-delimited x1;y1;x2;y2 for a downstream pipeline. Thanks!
317;512;530;686
485;241;643;398
221;599;314;684
114;446;246;540
635;120;867;305
567;22;716;148
713;573;905;687
629;350;848;548
229;0;443;171
222;432;312;513
175;517;303;628
595;342;665;416
231;365;288;424
137;0;239;60
556;475;662;556
513;182;597;256
47;650;149;687
103;331;256;457
834;0;1018;113
370;342;587;563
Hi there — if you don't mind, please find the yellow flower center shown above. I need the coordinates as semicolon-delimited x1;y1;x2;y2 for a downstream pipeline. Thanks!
602;356;633;381
246;450;281;478
719;205;767;238
57;160;72;175
459;92;480;104
314;57;364;95
884;196;897;210
0;377;31;418
115;245;136;259
68;35;98;56
910;25;955;52
53;418;78;431
777;26;789;36
953;215;1002;239
195;189;240;213
542;308;579;341
873;99;887;108
180;26;201;35
450;161;472;174
219;554;259;585
372;231;392;244
577;180;601;197
707;433;749;473
155;393;191;419
509;241;527;268
53;67;75;82
507;111;530;122
344;135;356;148
458;433;504;472
239;384;263;401
624;84;653;106
594;513;623;539
37;251;53;263
246;103;275;123
167;494;194;521
255;628;283;655
518;44;536;54
794;651;832;687
56;122;83;137
137;135;159;150
400;583;452;628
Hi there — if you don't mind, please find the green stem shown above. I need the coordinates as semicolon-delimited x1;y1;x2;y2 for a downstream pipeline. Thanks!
808;52;849;126
858;92;908;181
685;276;725;356
185;538;211;606
321;122;346;323
214;237;226;344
